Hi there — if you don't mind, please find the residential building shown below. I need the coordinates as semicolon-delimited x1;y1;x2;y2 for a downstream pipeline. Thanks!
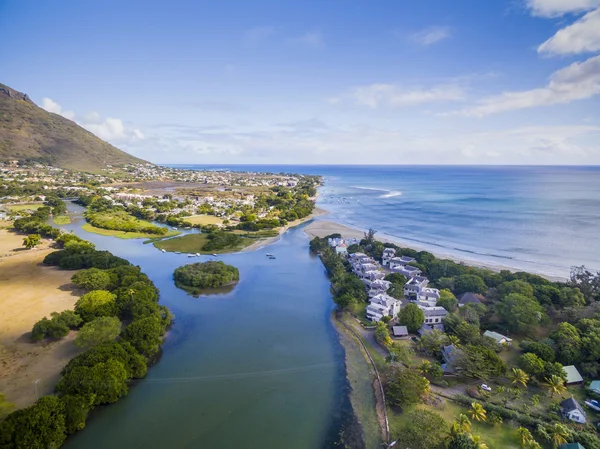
392;326;409;338
560;443;585;449
420;306;448;325
368;279;391;297
560;397;587;424
483;330;513;346
388;256;416;270
441;344;462;374
404;276;429;299
362;270;386;286
382;248;396;266
392;264;422;278
335;244;348;255
366;294;401;322
564;365;584;385
458;292;484;308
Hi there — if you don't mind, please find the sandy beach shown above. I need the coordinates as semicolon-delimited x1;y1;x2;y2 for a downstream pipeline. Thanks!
0;227;83;408
303;219;566;281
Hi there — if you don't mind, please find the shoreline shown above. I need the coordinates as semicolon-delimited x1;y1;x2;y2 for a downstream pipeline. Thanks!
304;218;567;282
240;206;329;253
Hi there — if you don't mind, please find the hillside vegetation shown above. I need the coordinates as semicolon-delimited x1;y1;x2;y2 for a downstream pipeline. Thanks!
0;83;147;171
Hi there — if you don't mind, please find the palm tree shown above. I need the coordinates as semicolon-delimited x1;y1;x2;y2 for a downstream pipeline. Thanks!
523;440;542;449
468;402;487;422
517;427;533;447
447;335;460;346
456;414;472;433
544;375;566;398
418;360;432;376
444;422;463;447
548;423;569;448
510;368;530;388
472;434;489;449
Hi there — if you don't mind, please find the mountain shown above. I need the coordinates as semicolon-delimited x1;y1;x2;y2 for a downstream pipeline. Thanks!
0;82;148;171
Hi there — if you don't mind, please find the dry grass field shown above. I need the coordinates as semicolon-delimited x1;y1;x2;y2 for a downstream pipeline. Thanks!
183;214;223;226
0;228;82;408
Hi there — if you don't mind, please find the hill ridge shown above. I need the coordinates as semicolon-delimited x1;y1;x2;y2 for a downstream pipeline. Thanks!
0;82;148;171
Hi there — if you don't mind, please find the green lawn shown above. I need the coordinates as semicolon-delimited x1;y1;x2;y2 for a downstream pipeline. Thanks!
184;215;223;226
82;223;180;240
53;215;71;225
6;203;43;212
389;400;543;449
153;233;255;254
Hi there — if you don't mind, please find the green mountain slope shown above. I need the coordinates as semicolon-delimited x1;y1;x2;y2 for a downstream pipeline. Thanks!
0;82;148;171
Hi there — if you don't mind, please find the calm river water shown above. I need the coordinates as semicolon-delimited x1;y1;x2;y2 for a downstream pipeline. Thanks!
59;205;347;449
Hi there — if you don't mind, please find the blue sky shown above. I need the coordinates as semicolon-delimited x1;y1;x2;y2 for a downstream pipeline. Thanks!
1;0;599;165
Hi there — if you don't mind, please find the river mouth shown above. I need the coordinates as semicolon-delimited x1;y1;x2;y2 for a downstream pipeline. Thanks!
57;203;354;449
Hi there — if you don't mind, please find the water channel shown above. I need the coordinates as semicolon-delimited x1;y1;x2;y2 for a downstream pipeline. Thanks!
59;204;347;449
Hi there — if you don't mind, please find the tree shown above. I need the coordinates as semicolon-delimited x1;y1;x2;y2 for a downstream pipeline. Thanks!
74;290;118;322
468;402;487;422
386;368;430;408
472;434;489;449
517;427;534;447
31;317;69;341
363;228;377;247
55;359;129;405
384;273;407;284
521;340;555;362
393;409;447;449
544;375;566;398
496;293;545;334
120;316;165;358
374;322;392;348
63;341;147;379
551;322;582;365
457;345;506;379
548;423;570;448
398;303;425;333
75;316;122;348
0;395;66;449
558;287;586;307
22;233;41;249
437;289;458;312
518;353;546;378
60;395;93;434
51;310;82;329
497;280;534;299
418;329;448;356
448;432;477;449
569;265;600;303
453;275;487;295
510;368;530;388
71;268;112;291
0;393;14;420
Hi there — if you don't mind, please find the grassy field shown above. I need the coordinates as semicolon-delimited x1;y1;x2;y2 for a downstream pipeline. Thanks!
184;215;223;226
332;315;382;448
53;215;71;225
389;400;529;449
82;223;180;240
153;233;254;254
6;203;43;212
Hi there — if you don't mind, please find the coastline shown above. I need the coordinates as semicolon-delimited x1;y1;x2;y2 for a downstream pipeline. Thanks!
240;206;329;253
304;218;567;282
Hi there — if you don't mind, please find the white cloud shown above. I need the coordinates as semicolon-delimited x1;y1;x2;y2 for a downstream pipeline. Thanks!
538;8;600;55
42;97;75;120
349;83;464;108
525;0;600;17
290;31;323;48
454;55;600;116
410;26;452;45
41;97;144;143
242;26;278;47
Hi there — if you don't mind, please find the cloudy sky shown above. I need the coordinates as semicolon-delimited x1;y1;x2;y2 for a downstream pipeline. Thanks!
1;0;599;165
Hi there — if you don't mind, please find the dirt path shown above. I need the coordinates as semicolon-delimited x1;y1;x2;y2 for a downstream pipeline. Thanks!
0;228;83;408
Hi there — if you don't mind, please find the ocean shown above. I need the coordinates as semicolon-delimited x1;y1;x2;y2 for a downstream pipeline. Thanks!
171;165;600;279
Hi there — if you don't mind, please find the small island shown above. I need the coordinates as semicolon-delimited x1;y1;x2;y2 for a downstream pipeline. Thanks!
173;261;240;295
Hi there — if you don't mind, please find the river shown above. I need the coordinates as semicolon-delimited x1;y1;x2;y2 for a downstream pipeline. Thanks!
58;204;348;449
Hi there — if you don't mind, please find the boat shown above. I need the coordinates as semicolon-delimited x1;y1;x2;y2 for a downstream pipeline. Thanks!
266;253;274;257
268;255;276;259
196;253;201;257
173;227;178;230
212;253;218;257
161;249;166;253
187;254;195;257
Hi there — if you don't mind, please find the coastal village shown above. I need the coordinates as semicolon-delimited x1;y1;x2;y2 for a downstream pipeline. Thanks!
320;233;600;449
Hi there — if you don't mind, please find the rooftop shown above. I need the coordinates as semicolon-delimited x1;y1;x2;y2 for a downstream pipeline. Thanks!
564;365;584;384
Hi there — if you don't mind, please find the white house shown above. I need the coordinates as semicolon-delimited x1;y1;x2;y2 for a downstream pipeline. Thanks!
392;264;422;278
419;306;448;325
382;248;396;266
368;279;392;297
366;294;401;322
404;276;429;299
483;330;513;346
388;256;416;270
362;270;386;286
560;398;587;424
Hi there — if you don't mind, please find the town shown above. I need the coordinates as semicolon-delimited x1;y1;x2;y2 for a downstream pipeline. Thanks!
313;232;600;449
